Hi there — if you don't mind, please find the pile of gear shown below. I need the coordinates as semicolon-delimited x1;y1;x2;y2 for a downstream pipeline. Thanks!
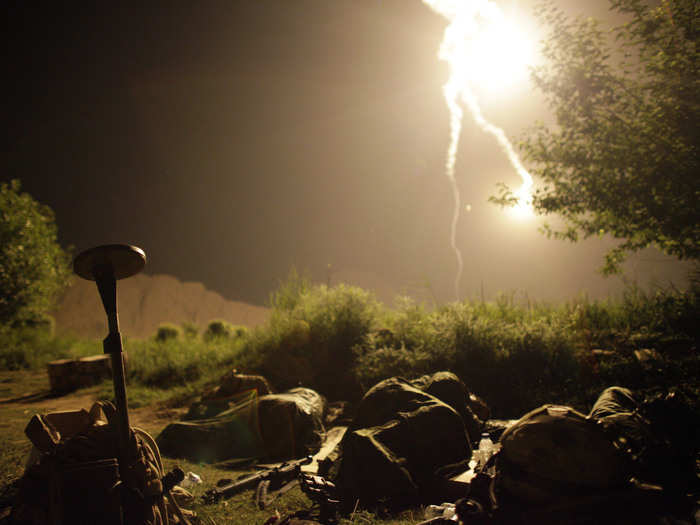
11;246;696;524
312;378;700;525
153;368;700;523
156;371;327;463
10;245;198;525
7;369;700;525
11;401;194;525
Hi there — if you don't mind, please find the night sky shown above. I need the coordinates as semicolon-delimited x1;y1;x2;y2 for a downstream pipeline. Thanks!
3;1;691;306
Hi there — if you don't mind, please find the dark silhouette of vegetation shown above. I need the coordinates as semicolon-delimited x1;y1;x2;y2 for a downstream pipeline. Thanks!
204;319;247;342
494;0;699;273
155;323;182;342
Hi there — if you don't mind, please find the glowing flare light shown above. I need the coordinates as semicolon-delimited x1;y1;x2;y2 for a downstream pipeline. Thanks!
423;0;535;299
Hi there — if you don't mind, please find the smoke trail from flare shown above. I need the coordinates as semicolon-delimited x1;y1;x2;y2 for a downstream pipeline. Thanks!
423;0;534;299
444;80;464;301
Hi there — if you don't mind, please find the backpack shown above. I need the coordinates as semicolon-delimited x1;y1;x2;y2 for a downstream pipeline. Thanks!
12;401;191;525
496;404;630;504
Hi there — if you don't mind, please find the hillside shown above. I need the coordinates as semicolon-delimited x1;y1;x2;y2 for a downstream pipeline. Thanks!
51;273;270;339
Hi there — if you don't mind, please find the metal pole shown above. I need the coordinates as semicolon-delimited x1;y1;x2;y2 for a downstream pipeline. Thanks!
95;269;131;475
73;245;146;488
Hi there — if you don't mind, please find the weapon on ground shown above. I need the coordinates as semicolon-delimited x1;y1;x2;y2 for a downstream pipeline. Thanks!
298;472;340;524
202;456;312;504
161;467;192;525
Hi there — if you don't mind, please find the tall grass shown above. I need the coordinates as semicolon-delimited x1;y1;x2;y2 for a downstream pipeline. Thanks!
2;276;697;416
126;336;246;388
0;321;248;399
0;326;101;370
238;270;380;400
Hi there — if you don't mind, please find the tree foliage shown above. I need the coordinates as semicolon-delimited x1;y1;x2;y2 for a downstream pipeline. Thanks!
0;180;71;326
497;0;699;273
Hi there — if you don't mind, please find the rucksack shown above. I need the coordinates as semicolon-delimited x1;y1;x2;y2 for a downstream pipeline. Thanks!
12;401;191;525
496;404;630;504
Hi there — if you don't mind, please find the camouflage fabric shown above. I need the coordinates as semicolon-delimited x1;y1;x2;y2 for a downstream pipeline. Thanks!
158;387;326;462
498;404;629;504
332;375;472;510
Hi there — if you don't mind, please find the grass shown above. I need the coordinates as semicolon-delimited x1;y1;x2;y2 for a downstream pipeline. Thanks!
1;277;698;413
158;454;420;525
0;276;698;523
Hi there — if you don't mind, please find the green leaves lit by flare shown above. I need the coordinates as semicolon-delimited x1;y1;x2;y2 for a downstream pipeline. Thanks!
510;0;699;273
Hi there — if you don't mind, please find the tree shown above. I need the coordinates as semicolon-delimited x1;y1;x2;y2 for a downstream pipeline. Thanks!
495;0;699;273
0;179;71;326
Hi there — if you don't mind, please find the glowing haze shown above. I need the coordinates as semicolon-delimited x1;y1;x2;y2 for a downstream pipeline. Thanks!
423;0;536;298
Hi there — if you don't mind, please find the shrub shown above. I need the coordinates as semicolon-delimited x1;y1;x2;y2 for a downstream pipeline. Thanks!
180;322;199;339
203;319;242;342
126;336;246;389
0;326;99;371
154;323;181;343
233;325;249;338
269;267;310;312
242;281;379;400
0;180;71;326
353;346;434;391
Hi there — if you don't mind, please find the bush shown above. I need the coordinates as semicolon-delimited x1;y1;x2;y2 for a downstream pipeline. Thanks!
354;298;591;415
242;282;380;400
154;323;182;343
269;267;311;312
0;180;71;326
3;263;696;417
354;346;434;391
180;322;199;339
203;319;247;342
0;326;100;371
126;336;246;389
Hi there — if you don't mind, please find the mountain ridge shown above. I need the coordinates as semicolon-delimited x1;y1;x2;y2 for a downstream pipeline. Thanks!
51;273;270;339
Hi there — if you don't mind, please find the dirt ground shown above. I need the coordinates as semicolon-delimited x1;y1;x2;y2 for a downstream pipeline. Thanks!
0;370;185;435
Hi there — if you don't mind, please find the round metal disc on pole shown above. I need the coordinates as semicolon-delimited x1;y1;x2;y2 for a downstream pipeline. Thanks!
72;243;147;514
74;244;146;281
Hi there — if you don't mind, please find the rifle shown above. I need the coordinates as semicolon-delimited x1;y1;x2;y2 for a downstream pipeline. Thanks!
202;456;312;504
298;472;340;524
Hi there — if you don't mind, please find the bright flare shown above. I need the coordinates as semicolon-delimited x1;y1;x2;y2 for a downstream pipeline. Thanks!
423;0;536;298
507;185;535;221
461;11;535;94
